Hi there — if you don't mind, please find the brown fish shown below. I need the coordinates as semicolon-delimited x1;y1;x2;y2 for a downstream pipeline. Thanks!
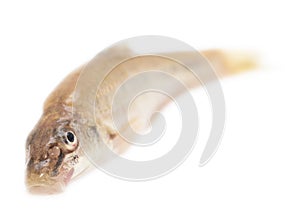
25;45;256;194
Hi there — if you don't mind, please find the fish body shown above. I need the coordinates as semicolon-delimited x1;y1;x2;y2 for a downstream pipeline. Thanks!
25;46;256;194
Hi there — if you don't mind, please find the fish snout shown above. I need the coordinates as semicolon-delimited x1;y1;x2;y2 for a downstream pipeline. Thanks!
27;182;65;194
25;169;66;194
25;173;66;194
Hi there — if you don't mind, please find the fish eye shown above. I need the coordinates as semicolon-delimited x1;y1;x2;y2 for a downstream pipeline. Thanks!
66;131;75;143
64;131;78;150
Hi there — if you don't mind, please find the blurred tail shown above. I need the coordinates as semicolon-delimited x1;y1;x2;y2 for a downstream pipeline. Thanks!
201;49;258;77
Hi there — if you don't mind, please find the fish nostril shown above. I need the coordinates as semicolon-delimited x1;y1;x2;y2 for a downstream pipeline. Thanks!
48;146;61;158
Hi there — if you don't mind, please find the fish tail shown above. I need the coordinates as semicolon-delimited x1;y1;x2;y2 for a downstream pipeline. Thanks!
201;49;259;77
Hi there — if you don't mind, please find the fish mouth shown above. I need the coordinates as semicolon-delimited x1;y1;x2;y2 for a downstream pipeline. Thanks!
26;169;74;194
27;182;66;194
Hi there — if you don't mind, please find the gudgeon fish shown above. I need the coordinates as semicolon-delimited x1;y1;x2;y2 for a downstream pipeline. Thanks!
25;44;256;194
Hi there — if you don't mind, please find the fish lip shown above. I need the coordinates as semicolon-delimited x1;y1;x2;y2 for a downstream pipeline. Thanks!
25;168;74;194
26;182;65;194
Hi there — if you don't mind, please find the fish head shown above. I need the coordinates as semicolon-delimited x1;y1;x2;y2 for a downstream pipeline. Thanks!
25;112;87;194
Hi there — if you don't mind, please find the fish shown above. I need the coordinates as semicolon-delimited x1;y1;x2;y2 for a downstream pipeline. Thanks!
25;44;257;194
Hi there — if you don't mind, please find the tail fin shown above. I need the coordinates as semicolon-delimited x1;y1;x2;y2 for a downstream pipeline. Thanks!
201;50;258;77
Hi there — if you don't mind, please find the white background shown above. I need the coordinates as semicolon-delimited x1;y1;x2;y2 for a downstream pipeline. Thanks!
0;0;299;213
